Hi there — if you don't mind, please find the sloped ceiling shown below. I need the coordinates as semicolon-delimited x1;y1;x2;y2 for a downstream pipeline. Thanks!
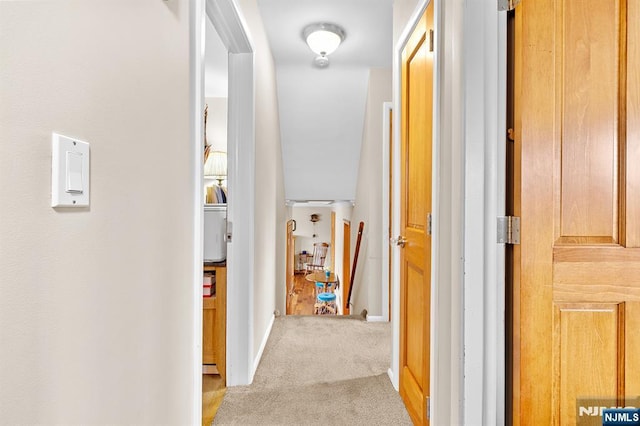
256;0;393;202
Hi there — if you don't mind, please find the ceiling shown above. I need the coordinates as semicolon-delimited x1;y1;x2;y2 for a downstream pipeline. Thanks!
205;0;393;203
256;0;392;68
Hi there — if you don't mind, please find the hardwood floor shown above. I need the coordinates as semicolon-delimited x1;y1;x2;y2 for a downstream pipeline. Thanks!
286;273;317;315
202;374;225;426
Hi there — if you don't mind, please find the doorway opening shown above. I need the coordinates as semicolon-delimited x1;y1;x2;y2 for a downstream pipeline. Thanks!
285;203;353;316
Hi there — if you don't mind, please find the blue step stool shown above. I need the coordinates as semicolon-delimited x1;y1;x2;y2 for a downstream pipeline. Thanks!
315;292;337;315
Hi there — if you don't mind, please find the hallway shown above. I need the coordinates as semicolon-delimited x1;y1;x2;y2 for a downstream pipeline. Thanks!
0;1;509;423
211;316;410;425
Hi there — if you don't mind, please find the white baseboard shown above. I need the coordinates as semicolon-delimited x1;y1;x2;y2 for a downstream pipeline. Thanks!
250;314;275;382
366;315;387;322
388;368;399;391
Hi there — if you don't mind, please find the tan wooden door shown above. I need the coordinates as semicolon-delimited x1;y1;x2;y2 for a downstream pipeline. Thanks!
512;0;640;424
286;220;295;306
399;3;433;424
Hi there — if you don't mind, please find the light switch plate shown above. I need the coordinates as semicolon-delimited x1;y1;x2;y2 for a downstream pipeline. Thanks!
52;133;90;207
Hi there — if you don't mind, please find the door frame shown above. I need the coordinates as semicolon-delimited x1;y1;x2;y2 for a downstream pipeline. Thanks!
391;0;506;423
285;219;295;314
381;101;393;323
205;0;255;388
191;0;256;420
461;2;507;424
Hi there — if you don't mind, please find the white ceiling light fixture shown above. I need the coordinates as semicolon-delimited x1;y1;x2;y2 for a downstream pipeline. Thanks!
302;23;346;68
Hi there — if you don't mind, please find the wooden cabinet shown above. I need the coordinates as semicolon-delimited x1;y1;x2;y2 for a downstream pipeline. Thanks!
203;264;226;382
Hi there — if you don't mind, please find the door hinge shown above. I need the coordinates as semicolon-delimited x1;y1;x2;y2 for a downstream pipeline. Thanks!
428;29;434;52
426;396;431;420
497;216;520;244
498;0;520;11
427;213;432;236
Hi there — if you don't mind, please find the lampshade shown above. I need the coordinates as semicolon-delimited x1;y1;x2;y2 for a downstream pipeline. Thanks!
302;23;346;59
204;150;227;182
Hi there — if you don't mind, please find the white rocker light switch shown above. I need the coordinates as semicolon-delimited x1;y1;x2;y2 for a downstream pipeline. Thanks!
52;133;90;207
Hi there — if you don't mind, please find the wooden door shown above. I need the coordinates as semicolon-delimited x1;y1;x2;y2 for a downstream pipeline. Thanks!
331;212;336;272
512;0;640;424
286;220;295;307
399;3;433;425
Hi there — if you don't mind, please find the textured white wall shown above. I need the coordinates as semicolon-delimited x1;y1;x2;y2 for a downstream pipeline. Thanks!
350;68;392;317
234;0;286;368
0;1;194;423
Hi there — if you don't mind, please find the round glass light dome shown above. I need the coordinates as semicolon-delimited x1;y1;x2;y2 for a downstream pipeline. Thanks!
302;23;346;56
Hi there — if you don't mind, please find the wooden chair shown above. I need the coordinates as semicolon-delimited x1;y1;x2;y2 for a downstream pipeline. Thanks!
305;242;329;273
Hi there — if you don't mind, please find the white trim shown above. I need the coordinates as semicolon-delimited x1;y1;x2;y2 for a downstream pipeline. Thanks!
189;0;205;423
205;0;255;387
206;0;252;54
430;0;444;423
389;36;400;391
251;314;275;380
462;0;506;424
387;367;395;385
226;52;255;386
381;101;392;324
365;315;386;323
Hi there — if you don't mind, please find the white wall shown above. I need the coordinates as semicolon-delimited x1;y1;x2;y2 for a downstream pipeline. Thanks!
290;206;332;256
350;68;392;317
234;0;286;375
0;1;195;423
205;97;228;151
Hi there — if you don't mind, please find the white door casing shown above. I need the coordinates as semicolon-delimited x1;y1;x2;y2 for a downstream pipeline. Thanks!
191;4;255;422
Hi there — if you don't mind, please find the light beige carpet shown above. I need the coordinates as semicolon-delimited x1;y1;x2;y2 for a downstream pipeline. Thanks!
213;316;412;425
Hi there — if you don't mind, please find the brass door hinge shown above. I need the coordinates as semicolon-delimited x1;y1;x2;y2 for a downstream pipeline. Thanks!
426;396;431;420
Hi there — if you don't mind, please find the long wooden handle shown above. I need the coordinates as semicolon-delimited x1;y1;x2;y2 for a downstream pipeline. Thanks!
346;221;364;314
